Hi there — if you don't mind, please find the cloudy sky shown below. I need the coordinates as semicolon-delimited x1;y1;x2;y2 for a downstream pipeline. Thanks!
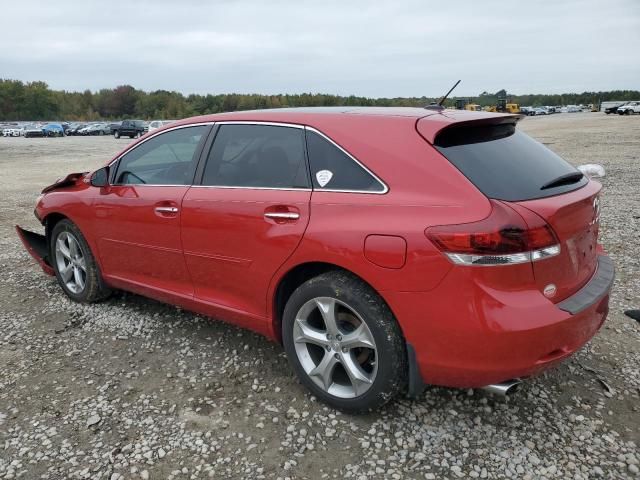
1;0;638;97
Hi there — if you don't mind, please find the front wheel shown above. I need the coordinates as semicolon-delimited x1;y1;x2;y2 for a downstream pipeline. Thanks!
282;271;406;413
50;219;111;303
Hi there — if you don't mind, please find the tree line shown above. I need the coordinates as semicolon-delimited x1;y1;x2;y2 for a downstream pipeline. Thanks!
1;79;638;121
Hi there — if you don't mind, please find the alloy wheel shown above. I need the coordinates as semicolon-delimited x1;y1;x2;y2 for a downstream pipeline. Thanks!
293;297;378;398
54;231;87;294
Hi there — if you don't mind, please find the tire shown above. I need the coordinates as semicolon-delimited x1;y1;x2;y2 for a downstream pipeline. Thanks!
114;131;120;139
282;271;406;413
129;135;135;139
50;219;111;303
99;130;104;136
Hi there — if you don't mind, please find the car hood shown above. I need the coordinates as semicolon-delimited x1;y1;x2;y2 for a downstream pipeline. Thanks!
41;172;89;194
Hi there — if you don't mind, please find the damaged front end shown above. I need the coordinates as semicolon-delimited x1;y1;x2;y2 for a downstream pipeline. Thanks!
41;171;88;194
16;226;55;276
16;171;90;276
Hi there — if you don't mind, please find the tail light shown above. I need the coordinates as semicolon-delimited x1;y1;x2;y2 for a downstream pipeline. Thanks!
426;200;560;266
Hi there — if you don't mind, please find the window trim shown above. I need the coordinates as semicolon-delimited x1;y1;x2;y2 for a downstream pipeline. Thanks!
193;121;389;194
108;122;213;187
304;126;389;195
193;121;312;191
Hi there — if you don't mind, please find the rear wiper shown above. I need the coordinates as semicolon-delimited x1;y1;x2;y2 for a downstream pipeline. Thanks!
540;171;584;190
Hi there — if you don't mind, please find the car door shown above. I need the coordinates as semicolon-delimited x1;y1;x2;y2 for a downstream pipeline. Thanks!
92;124;211;297
181;122;311;318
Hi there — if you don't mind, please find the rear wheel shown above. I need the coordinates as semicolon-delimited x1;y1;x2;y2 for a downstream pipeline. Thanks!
114;131;120;139
282;271;406;413
50;219;111;303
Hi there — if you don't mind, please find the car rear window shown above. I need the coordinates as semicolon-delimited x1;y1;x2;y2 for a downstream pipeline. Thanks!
434;123;588;201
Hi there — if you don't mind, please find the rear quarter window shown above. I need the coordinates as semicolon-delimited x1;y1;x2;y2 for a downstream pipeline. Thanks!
305;130;386;193
434;123;587;201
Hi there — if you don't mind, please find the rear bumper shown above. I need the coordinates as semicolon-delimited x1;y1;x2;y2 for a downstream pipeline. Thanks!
389;254;614;388
15;226;55;276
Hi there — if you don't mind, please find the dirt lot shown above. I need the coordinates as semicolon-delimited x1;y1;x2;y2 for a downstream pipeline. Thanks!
0;113;639;479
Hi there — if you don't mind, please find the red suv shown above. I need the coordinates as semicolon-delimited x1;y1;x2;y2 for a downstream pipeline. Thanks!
17;107;613;412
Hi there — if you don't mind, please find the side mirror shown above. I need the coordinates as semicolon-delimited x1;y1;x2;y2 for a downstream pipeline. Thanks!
90;167;109;187
577;164;606;179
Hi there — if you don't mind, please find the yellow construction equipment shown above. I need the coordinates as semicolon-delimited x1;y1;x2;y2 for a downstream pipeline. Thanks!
486;97;520;113
454;99;482;111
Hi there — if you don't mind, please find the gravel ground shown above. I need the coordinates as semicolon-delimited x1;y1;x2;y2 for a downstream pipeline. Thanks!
0;113;639;479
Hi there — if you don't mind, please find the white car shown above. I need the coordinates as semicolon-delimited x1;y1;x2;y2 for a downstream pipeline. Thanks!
617;102;640;115
2;126;22;137
532;107;548;115
147;120;177;133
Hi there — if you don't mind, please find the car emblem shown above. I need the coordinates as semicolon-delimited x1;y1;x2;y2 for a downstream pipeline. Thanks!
543;284;557;298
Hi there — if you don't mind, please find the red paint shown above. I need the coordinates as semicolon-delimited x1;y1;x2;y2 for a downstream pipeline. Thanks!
20;107;613;389
15;226;55;276
364;235;407;269
515;181;601;302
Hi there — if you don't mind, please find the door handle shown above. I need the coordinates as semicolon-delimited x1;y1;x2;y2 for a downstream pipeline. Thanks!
155;206;179;213
264;212;300;220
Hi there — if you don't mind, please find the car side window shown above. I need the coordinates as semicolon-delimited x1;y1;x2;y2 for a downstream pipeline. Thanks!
305;130;385;192
201;124;309;188
113;126;208;185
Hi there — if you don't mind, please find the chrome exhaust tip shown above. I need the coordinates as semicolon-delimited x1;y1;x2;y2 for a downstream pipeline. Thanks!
480;379;522;396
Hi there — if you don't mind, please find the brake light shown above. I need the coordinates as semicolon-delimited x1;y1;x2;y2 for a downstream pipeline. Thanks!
426;200;560;266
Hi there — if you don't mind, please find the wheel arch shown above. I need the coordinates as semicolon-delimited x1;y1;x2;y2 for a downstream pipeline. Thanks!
271;261;404;345
42;211;106;275
43;212;70;242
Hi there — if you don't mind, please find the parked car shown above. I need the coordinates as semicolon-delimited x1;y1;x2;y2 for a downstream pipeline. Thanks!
42;123;65;137
604;103;625;114
23;124;45;138
617;102;640;115
66;123;86;136
147;120;177;133
84;123;111;136
77;124;94;135
113;119;146;138
148;120;165;133
17;108;613;412
2;125;22;137
532;107;548;115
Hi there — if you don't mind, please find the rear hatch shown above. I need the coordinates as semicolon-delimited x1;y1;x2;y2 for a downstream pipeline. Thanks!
424;117;600;302
514;183;600;301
